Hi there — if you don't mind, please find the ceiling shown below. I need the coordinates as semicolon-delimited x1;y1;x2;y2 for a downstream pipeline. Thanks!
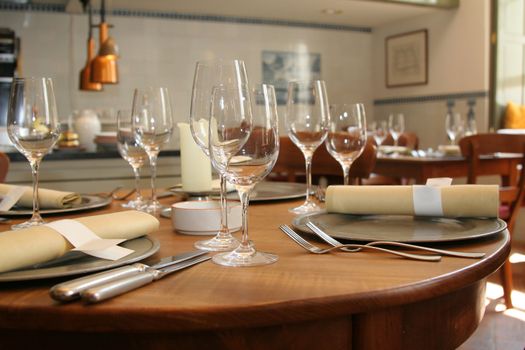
23;0;455;28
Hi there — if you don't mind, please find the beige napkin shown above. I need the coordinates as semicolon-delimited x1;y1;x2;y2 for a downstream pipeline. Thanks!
0;184;81;209
0;210;159;273
326;185;499;218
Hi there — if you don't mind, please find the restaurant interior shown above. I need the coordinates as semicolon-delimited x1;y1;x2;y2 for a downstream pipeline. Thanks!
0;0;524;348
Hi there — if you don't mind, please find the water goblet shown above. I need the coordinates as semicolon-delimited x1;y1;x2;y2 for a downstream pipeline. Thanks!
132;87;173;215
189;59;251;251
116;109;147;209
325;103;367;185
7;77;60;229
210;84;279;267
445;112;464;145
285;80;329;214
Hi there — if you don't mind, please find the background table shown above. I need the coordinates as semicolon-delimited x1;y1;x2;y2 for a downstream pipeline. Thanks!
0;199;510;349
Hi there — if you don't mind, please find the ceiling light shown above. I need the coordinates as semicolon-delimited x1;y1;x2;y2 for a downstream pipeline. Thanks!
91;0;119;84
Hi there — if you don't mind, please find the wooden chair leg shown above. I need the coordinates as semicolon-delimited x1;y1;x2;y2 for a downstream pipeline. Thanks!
500;259;514;309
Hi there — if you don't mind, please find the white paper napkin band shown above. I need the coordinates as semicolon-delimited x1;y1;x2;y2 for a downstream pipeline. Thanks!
412;178;453;217
46;219;134;260
0;186;25;211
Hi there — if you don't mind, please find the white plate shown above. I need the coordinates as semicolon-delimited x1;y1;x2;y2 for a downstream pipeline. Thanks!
0;236;160;282
0;194;112;216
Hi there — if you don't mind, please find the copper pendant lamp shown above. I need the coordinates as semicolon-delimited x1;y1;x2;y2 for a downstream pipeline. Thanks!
79;2;102;91
91;0;119;84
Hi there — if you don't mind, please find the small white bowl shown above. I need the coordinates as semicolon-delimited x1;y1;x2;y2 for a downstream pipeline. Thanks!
171;200;242;235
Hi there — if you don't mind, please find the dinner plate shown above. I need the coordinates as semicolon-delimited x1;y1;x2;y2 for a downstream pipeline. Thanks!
292;212;507;243
227;181;306;202
0;236;160;282
0;194;112;216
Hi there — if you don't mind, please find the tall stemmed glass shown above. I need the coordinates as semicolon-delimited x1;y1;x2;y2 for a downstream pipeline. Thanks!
388;113;405;147
190;59;250;251
445;112;464;145
7;77;60;229
371;120;388;147
132;87;173;215
325;103;367;186
211;84;279;267
117;109;147;209
285;80;329;214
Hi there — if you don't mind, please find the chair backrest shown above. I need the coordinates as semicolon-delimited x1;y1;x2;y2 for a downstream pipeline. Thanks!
0;152;9;183
382;132;419;149
270;136;377;184
458;133;525;231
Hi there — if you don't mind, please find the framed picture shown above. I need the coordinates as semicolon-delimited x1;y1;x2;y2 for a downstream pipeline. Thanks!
385;29;428;88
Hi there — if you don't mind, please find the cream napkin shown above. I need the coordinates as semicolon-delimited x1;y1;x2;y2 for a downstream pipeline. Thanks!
0;210;159;273
0;184;81;209
326;185;499;218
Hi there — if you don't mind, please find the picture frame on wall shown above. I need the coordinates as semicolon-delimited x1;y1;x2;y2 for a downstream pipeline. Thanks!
385;29;428;88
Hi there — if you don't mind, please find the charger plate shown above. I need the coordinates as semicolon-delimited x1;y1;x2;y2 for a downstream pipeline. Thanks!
0;236;159;282
0;194;112;216
292;212;507;243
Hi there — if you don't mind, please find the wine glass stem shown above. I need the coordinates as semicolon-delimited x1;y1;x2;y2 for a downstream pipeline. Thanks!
342;164;351;186
132;167;143;202
29;158;42;221
304;152;314;202
218;174;230;236
148;153;158;203
237;185;253;250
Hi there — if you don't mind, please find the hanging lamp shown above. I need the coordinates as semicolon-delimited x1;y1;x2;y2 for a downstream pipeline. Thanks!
91;0;119;84
79;1;102;91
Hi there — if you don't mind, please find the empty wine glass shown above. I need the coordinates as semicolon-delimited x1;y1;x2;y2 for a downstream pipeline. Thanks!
210;84;279;267
7;77;60;229
388;113;405;147
117;109;147;209
189;59;251;251
445;112;464;145
325;103;367;185
372;120;388;147
285;80;329;214
132;87;173;215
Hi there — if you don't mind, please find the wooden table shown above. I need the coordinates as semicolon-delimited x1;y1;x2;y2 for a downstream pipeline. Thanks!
0;199;510;349
374;153;522;184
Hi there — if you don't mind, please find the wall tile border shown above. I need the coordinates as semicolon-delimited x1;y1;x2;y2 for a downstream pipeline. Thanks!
373;91;488;105
0;3;372;33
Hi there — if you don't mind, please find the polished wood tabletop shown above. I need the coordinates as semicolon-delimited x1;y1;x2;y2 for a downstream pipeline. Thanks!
0;197;510;349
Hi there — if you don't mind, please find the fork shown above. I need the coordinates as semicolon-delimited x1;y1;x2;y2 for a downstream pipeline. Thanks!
305;221;485;259
279;225;441;262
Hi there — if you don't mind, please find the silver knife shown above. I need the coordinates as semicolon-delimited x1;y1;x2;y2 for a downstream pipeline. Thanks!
49;250;207;302
81;254;211;303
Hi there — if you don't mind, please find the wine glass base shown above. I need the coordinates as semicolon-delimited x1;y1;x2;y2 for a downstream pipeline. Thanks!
212;249;278;267
143;200;165;215
194;234;240;252
289;200;322;215
11;216;45;230
121;199;147;210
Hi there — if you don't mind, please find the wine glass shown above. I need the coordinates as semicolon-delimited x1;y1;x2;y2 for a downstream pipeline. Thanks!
210;84;279;267
116;109;147;209
132;87;173;215
285;80;329;214
372;120;388;147
7;77;60;229
189;59;251;251
445;112;464;145
388;113;405;147
325;103;367;185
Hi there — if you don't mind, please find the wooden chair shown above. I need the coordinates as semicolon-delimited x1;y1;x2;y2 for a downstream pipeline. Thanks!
459;133;525;308
269;137;377;185
0;152;9;182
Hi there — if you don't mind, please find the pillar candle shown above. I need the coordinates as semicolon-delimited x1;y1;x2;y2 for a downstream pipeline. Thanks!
177;122;213;192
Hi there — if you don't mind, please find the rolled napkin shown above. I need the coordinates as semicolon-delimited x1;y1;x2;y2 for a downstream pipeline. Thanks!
326;185;499;218
0;210;159;273
0;184;81;209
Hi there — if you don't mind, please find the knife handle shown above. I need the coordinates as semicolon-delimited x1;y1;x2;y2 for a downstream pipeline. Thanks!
81;271;156;303
49;263;147;302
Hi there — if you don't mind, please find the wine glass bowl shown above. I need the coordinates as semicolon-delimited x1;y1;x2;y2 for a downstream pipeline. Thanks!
445;112;464;145
285;80;329;214
116;109;147;209
325;103;367;185
211;83;279;267
132;87;173;215
7;77;60;229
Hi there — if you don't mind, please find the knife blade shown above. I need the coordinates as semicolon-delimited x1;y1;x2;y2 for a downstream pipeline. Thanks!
81;254;211;303
49;250;207;302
